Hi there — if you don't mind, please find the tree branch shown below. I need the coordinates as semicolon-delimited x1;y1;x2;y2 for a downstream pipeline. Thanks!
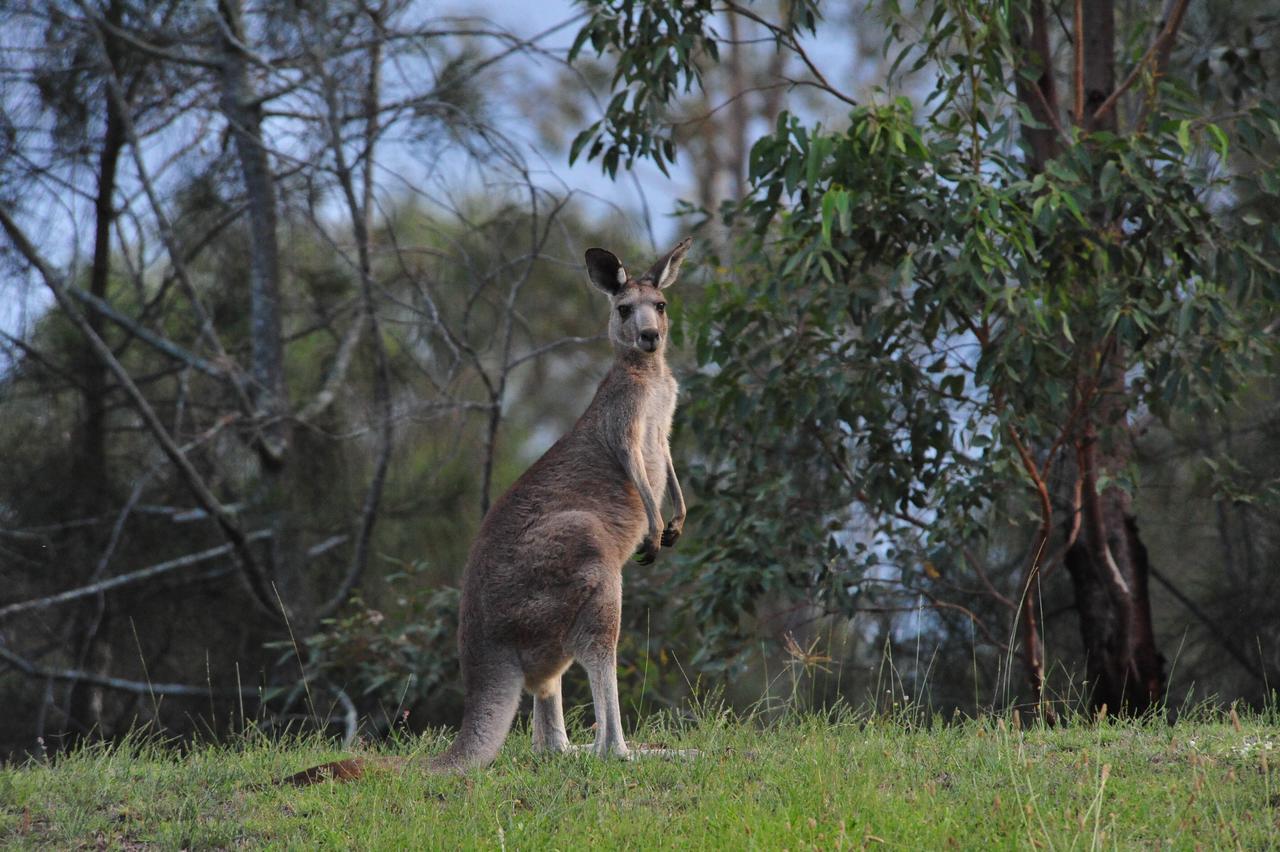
1148;564;1264;681
719;0;857;108
311;19;394;621
0;642;256;698
1093;0;1191;130
67;285;226;379
0;532;272;621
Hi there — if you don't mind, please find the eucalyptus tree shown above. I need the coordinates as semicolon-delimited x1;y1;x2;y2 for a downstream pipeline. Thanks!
572;0;1280;714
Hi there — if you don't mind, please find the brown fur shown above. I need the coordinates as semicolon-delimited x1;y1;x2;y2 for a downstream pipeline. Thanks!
283;238;691;785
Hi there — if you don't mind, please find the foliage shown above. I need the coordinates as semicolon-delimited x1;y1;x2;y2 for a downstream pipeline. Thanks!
571;1;1280;683
272;572;462;731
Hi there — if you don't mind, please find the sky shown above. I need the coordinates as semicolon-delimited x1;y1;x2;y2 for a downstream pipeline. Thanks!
1;0;873;362
440;0;693;250
435;0;874;249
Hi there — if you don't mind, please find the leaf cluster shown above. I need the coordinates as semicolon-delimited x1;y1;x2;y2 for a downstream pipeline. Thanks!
576;0;1280;662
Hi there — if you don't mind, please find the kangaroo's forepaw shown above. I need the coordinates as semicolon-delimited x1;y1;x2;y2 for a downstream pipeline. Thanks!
661;523;682;548
635;538;658;564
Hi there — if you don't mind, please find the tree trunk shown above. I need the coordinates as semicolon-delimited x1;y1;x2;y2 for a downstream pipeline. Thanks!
1060;0;1166;716
1008;0;1169;715
65;0;128;741
1064;484;1165;714
75;0;128;517
1012;0;1058;172
218;0;288;465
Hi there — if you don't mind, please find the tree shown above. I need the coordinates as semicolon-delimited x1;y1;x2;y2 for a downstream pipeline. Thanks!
571;0;1280;715
0;0;634;753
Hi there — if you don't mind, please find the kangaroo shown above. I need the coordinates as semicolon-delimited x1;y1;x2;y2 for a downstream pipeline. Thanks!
285;238;691;785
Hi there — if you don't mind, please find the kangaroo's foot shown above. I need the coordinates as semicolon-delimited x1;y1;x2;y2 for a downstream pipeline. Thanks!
560;742;629;759
592;736;631;759
531;723;571;754
532;733;571;754
562;742;698;761
629;745;700;760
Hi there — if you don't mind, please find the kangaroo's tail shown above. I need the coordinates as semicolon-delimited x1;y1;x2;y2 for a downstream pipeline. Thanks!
280;659;523;786
280;755;401;786
427;658;523;771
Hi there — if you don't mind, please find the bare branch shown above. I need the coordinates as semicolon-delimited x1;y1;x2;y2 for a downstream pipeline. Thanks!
506;334;607;371
718;0;857;108
67;286;226;379
1093;0;1191;130
0;642;256;698
311;18;394;621
73;0;264;449
1148;565;1263;681
1073;0;1085;124
0;532;272;621
0;204;281;621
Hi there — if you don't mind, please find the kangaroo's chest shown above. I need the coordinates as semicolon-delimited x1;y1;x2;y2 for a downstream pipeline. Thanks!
638;376;678;486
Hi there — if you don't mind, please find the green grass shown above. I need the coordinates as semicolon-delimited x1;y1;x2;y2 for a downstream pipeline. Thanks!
1;707;1277;849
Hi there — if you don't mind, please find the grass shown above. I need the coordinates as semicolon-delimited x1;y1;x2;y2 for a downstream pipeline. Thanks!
1;705;1277;849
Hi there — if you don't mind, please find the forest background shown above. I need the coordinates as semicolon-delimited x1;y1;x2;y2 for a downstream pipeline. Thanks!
0;0;1277;760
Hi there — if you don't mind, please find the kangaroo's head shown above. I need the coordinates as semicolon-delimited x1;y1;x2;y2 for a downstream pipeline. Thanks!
585;237;692;357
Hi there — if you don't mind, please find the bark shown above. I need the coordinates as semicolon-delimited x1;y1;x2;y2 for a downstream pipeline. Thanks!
1064;501;1165;714
218;0;288;465
1063;0;1165;715
1063;333;1162;716
79;70;124;514
1007;0;1060;712
1008;425;1052;715
1080;0;1117;132
1012;0;1059;171
727;13;748;202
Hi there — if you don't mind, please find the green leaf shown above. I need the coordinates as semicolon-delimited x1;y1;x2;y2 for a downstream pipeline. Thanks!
1057;189;1086;225
1099;160;1120;201
568;125;598;165
1206;123;1229;159
1046;159;1077;183
821;189;837;245
896;254;914;289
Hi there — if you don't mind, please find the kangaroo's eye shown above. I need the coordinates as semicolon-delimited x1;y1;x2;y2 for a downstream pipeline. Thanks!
655;302;666;314
617;305;632;319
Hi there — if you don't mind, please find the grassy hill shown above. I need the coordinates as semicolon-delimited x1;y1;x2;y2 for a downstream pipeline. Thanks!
1;706;1276;849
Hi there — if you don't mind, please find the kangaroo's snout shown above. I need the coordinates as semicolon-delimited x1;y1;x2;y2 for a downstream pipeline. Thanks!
639;328;660;351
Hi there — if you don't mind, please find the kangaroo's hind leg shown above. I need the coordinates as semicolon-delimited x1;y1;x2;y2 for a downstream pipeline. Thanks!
582;650;628;757
531;678;570;754
568;566;629;758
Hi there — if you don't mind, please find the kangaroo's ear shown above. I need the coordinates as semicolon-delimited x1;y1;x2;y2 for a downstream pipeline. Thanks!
585;248;627;294
642;237;693;289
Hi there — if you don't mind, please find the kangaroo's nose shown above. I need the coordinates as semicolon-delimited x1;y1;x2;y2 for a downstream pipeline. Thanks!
639;329;660;346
